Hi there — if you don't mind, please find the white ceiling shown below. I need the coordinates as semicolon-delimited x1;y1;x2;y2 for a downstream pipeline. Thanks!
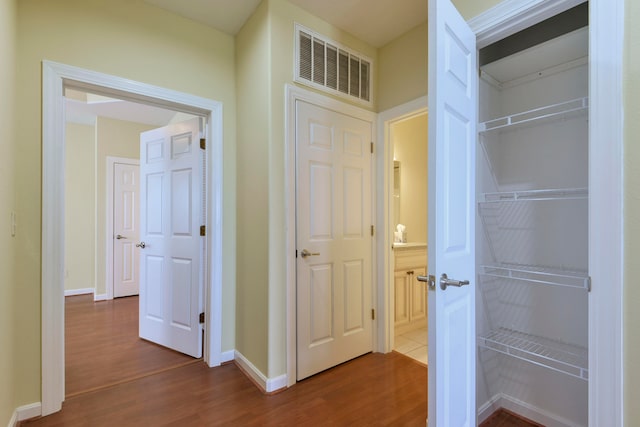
143;0;427;48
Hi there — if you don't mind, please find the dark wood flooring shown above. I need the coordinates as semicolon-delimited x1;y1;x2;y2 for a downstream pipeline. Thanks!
22;294;536;426
64;294;197;397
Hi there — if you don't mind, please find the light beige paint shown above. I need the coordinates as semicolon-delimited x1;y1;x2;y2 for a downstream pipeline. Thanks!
392;113;428;244
624;0;640;424
452;0;502;20
95;117;152;297
0;0;16;423
235;0;270;375
15;0;237;406
65;123;97;292
378;22;428;112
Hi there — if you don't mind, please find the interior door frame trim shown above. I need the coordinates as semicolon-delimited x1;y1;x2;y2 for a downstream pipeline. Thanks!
105;156;139;301
284;84;377;386
42;60;225;415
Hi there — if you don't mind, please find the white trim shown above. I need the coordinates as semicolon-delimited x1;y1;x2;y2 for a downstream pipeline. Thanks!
285;84;377;387
105;156;139;301
477;393;502;424
8;402;42;426
64;288;94;297
93;293;108;302
467;0;624;426
42;60;225;415
500;394;583;427
469;0;586;48
234;351;287;393
220;349;235;363
376;96;428;354
588;0;624;425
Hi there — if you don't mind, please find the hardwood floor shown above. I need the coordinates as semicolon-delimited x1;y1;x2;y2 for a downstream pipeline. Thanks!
65;294;197;397
480;409;543;427
24;352;428;426
30;295;534;426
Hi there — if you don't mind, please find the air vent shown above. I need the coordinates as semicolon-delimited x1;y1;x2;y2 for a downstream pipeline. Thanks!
295;24;373;105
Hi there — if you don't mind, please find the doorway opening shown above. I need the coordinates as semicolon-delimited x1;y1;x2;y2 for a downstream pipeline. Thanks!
63;88;203;396
387;111;428;365
42;61;225;415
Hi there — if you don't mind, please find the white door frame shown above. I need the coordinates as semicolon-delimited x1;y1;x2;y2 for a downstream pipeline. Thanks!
376;96;428;353
105;156;139;301
458;0;621;424
42;61;225;415
285;84;377;386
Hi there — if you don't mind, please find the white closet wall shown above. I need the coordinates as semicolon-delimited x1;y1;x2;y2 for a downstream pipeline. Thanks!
476;27;589;426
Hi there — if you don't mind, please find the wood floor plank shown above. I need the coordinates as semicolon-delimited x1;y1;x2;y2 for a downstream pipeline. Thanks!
24;353;428;426
65;294;196;397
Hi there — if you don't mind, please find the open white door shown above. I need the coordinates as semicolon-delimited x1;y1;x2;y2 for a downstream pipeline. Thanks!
426;0;477;425
139;117;204;358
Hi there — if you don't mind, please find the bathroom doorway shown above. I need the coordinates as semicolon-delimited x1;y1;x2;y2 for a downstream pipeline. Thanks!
390;110;428;364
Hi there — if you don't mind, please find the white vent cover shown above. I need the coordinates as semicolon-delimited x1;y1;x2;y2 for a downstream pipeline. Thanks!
295;24;372;105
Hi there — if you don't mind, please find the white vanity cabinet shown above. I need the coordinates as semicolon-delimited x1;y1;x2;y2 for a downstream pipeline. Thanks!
393;245;427;334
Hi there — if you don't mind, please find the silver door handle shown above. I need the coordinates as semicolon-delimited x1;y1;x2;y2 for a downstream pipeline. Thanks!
417;274;436;291
136;242;146;249
300;249;319;258
439;273;470;290
116;234;127;240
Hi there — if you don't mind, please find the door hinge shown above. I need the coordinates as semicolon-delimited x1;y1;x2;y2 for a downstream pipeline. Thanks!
200;138;206;150
371;225;374;236
371;309;375;320
200;225;206;236
587;276;592;292
199;312;205;324
370;142;374;154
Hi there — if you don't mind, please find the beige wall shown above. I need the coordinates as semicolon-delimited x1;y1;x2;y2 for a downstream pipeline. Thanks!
624;0;640;424
65;123;96;292
235;0;270;375
0;0;16;423
15;0;237;406
378;23;428;112
393;113;428;243
95;117;152;297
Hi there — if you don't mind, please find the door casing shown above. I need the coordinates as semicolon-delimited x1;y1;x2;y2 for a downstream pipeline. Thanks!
42;60;225;415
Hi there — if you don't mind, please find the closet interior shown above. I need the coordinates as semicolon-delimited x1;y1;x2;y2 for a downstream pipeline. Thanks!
475;3;589;425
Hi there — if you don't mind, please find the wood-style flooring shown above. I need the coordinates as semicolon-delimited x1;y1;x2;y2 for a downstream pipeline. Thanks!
22;294;537;426
64;294;197;397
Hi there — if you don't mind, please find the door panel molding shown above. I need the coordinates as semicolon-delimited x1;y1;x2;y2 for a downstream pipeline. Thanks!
285;84;377;386
42;61;224;415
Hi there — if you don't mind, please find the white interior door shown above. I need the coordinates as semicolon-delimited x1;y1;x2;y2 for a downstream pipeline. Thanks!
139;117;204;358
296;100;373;380
427;0;477;425
113;162;140;298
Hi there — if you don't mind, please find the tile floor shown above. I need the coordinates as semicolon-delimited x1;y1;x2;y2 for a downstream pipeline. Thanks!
394;326;428;365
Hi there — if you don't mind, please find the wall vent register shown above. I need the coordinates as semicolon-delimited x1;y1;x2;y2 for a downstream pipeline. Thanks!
295;23;372;105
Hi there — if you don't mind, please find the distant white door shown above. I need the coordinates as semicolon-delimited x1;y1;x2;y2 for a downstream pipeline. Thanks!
113;162;140;298
296;100;373;380
427;0;477;425
139;118;204;358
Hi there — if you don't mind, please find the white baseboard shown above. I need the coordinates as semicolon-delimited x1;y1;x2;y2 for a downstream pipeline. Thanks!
234;350;287;393
220;350;235;363
479;393;583;427
8;402;42;427
93;293;108;301
477;393;502;424
64;288;94;297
